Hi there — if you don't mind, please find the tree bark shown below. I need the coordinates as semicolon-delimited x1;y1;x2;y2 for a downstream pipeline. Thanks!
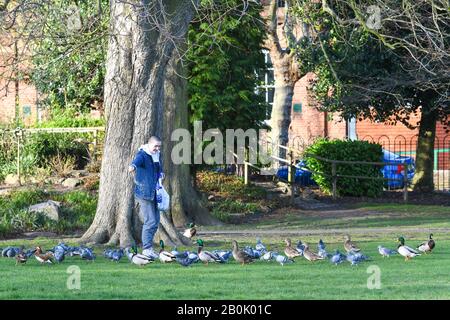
82;0;213;248
161;45;222;231
412;106;438;192
265;0;303;162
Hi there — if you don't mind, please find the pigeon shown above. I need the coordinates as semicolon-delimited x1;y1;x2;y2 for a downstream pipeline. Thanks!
272;253;293;266
80;247;96;261
330;250;346;265
255;238;267;253
260;251;276;262
296;241;305;256
378;245;397;258
176;256;196;267
346;251;370;266
53;248;66;263
111;249;124;262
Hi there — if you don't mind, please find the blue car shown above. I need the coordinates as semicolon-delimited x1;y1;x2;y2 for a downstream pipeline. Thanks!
276;160;316;187
381;149;415;189
276;149;415;189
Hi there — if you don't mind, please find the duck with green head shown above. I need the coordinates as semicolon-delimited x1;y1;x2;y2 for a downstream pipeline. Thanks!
125;246;154;267
397;236;421;261
158;240;176;263
417;234;435;254
197;239;223;265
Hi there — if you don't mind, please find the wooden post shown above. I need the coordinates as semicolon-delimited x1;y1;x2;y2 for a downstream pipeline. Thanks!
244;162;248;185
93;129;98;162
332;161;337;200
16;128;21;186
403;164;408;203
289;149;295;205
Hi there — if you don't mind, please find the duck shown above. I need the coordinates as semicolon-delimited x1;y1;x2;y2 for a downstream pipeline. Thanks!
34;246;54;264
377;245;397;258
158;240;177;263
397;236;421;261
125;247;154;267
197;239;224;265
417;234;435;254
183;223;197;239
344;235;361;253
231;240;253;266
284;238;301;260
302;243;325;262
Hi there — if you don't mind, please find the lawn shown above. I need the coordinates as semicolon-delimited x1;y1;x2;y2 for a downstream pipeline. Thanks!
0;236;449;300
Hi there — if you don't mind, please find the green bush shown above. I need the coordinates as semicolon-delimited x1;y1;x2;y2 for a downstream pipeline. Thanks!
305;139;384;197
0;188;97;238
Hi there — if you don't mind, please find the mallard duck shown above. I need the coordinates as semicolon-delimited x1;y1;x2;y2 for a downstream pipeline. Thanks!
284;238;301;260
183;223;197;239
417;234;435;254
231;240;253;266
344;235;361;253
158;240;177;263
125;247;154;266
397;236;421;261
196;239;224;265
377;245;397;258
302;243;325;262
34;246;54;264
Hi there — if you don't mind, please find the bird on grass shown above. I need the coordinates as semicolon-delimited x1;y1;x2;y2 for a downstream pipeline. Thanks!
53;248;65;263
255;238;267;253
302;243;325;262
346;251;370;266
197;239;224;265
377;245;397;258
317;239;330;258
397;236;421;261
330;250;346;265
159;240;177;263
176;256;196;267
183;222;197;239
80;247;96;261
260;251;276;262
417;234;435;254
231;240;253;266
125;246;153;267
111;249;124;262
284;238;301;260
34;247;54;264
272;253;293;266
296;240;305;256
15;246;27;266
344;235;361;253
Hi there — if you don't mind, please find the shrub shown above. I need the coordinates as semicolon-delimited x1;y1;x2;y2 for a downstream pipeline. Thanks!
305;139;384;197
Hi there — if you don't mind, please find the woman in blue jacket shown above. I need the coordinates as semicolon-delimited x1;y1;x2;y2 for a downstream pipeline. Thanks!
128;136;164;259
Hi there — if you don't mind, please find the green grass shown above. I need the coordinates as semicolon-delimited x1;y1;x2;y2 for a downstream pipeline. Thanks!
0;237;449;299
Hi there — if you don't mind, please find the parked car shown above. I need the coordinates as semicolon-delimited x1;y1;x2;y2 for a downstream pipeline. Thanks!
276;160;316;187
381;149;415;189
276;149;415;189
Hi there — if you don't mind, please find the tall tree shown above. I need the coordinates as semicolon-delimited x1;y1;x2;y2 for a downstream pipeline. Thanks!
187;0;268;133
264;0;309;161
291;0;449;192
81;0;219;247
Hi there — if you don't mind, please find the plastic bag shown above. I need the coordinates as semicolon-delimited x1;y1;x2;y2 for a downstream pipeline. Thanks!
156;185;170;212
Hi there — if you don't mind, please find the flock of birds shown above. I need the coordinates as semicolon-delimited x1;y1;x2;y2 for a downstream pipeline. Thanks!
0;229;436;267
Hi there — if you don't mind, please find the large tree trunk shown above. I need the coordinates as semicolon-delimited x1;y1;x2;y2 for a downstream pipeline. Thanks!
161;45;222;231
412;106;438;192
82;0;209;247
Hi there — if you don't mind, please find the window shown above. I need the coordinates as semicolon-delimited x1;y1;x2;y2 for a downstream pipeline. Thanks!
256;49;275;119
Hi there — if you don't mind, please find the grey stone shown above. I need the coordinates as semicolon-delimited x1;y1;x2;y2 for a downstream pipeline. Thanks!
4;174;20;185
28;200;61;221
62;178;82;188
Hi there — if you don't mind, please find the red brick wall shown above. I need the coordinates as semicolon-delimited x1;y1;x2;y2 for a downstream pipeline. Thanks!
0;79;39;126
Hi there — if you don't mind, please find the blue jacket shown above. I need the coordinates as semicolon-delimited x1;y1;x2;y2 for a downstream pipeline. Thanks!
130;150;163;200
